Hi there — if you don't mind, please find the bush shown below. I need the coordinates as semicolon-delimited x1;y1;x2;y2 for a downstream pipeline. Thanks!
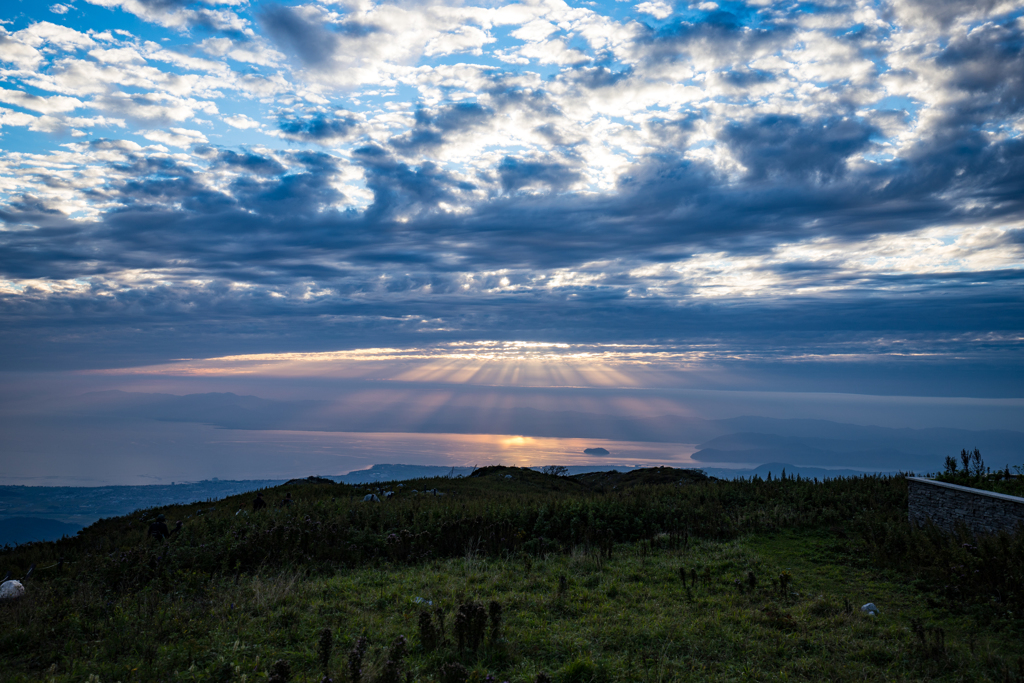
557;658;605;683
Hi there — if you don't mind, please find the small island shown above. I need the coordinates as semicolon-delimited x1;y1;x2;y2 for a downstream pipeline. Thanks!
584;447;610;455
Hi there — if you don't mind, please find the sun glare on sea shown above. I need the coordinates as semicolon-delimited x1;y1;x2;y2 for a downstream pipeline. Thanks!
500;435;535;448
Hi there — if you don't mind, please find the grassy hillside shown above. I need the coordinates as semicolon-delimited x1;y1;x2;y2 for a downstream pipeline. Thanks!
1;466;1022;682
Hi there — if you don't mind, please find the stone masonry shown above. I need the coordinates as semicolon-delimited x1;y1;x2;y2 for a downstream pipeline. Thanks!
907;477;1024;536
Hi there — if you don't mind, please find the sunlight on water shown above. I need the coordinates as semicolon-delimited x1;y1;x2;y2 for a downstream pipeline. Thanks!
0;419;709;487
209;430;701;473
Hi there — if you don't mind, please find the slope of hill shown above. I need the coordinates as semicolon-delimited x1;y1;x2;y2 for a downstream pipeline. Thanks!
0;467;1021;682
572;466;712;490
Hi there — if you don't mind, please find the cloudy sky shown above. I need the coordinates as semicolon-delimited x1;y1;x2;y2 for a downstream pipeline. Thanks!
1;0;1022;481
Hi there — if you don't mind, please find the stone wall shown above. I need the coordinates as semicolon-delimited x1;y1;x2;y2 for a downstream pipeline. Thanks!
907;477;1024;536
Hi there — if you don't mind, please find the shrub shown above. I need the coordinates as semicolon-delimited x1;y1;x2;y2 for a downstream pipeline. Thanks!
439;661;469;683
378;635;408;683
317;627;333;675
488;601;502;643
454;602;487;653
268;659;291;683
348;636;369;683
419;610;438;651
556;658;602;683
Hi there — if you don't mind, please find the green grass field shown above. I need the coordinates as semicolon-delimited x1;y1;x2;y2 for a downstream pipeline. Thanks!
1;467;1022;682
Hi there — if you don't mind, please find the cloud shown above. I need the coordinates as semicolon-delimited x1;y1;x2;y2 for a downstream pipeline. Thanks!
511;19;560;43
224;113;260;129
257;4;344;68
424;24;494;57
92;92;216;124
719;115;877;182
893;0;1007;29
278;112;358;142
211;148;286;176
391;102;492;152
498;156;582;193
0;88;83;114
635;2;673;20
0;108;41;129
935;21;1024;117
85;0;249;33
199;36;284;66
353;145;470;219
0;0;1021;395
139;127;208;147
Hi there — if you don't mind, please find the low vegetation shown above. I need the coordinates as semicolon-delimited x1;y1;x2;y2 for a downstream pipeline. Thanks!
935;448;1024;497
1;462;1022;681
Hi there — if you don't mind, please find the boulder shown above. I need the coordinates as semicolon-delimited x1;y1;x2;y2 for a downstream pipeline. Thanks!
0;580;25;600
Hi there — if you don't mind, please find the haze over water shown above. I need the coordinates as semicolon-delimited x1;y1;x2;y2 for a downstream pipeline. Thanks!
1;425;699;487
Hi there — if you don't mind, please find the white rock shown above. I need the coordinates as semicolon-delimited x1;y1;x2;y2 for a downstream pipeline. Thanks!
362;494;380;503
861;602;879;616
0;580;25;600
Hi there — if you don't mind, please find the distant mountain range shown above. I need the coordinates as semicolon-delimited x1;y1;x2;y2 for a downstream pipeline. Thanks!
336;464;477;483
61;390;1024;472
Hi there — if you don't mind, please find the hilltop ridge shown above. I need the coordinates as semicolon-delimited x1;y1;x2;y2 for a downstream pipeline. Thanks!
2;466;1023;682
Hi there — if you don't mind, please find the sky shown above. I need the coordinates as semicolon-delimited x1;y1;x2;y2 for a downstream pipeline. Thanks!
1;0;1023;483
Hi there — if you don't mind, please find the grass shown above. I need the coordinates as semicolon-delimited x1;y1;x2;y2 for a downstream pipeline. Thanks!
1;467;1023;682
